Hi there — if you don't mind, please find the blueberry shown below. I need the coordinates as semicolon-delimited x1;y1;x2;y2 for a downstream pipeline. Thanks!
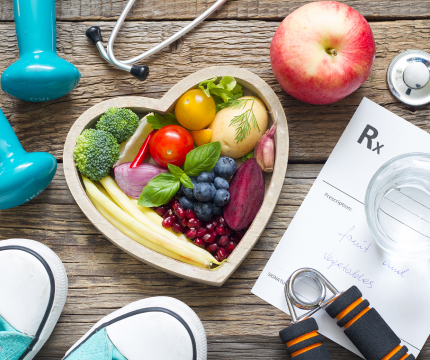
189;176;198;183
212;204;223;216
179;196;195;210
183;182;196;199
214;157;237;178
214;177;229;190
197;171;215;183
210;183;217;200
194;183;213;202
177;184;185;196
214;189;230;206
194;202;213;221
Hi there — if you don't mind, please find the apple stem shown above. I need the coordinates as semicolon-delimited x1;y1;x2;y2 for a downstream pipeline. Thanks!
326;48;338;56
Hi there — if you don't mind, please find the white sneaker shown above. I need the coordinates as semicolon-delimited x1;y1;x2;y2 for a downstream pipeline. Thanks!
0;239;68;360
63;297;207;360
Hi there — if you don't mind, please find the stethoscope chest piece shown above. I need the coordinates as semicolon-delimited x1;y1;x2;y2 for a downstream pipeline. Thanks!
387;49;430;106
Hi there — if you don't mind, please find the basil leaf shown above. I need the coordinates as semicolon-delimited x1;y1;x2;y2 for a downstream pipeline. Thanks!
180;173;194;189
184;142;221;176
167;164;194;189
167;163;183;178
146;112;180;129
138;173;180;207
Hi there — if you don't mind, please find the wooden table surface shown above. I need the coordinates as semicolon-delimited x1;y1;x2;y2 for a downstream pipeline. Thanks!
1;1;430;359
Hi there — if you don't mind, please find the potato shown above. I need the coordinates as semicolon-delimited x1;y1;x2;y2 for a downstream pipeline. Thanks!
209;96;268;158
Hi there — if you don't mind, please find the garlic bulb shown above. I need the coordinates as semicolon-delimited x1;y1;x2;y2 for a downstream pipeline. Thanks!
255;123;276;172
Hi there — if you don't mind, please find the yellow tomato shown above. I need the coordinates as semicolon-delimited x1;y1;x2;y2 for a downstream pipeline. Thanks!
175;89;216;130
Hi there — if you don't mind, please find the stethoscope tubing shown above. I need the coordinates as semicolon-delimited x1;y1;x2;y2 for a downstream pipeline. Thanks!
91;0;228;73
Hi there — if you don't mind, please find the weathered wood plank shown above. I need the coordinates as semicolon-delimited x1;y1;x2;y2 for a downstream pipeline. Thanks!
1;19;429;163
0;164;429;359
0;0;429;21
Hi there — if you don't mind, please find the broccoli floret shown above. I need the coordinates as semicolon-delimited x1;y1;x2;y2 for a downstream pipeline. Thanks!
74;129;120;181
96;107;139;143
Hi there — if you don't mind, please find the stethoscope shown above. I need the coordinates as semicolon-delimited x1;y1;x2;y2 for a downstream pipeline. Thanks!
85;0;228;81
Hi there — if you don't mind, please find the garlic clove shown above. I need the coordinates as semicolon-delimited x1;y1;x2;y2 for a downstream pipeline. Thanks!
255;123;277;172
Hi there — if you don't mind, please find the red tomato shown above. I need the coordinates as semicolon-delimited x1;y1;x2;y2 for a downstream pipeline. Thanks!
149;125;194;168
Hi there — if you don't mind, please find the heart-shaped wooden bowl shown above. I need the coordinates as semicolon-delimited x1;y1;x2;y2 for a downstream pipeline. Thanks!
64;66;289;286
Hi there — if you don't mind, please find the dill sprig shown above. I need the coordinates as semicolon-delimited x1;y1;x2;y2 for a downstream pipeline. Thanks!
222;98;260;143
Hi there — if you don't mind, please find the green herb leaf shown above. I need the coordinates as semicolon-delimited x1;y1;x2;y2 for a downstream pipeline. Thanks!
198;76;244;106
227;98;260;143
138;173;180;207
241;150;254;162
219;76;237;92
146;112;180;129
184;142;221;176
167;163;183;178
180;173;194;189
167;164;194;189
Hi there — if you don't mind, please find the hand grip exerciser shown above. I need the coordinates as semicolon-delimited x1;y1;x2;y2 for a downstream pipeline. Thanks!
1;0;81;102
280;268;415;360
0;110;57;209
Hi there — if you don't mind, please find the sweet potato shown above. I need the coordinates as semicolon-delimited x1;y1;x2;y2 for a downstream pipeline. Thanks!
224;158;265;230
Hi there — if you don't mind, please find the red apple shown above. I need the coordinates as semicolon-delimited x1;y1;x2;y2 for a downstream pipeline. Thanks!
270;1;375;105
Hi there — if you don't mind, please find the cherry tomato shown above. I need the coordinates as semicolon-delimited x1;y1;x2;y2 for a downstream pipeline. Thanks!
175;89;216;130
149;125;194;168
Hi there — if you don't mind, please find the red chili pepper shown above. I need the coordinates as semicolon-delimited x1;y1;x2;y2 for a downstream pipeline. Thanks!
130;130;157;168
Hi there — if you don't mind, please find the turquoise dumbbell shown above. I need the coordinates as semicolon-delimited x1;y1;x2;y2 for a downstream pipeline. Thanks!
1;0;81;102
0;110;57;209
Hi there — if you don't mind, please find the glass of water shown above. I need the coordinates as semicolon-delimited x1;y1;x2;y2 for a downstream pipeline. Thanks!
365;153;430;259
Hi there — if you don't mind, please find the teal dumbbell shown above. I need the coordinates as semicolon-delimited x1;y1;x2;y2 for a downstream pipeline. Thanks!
1;0;81;102
0;110;57;209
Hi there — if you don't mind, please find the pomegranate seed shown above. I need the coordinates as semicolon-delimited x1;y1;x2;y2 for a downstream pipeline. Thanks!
185;209;196;220
163;209;173;219
216;225;226;236
212;221;218;228
174;206;185;219
202;233;215;244
185;228;197;240
225;241;236;253
188;218;202;230
225;227;232;237
231;233;242;243
217;247;227;261
206;243;218;253
212;232;219;241
155;206;167;216
171;222;183;233
217;216;226;226
180;218;188;228
194;238;206;248
206;223;215;233
218;236;229;247
172;199;180;209
196;228;207;238
235;231;244;240
214;254;221;262
162;216;174;228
